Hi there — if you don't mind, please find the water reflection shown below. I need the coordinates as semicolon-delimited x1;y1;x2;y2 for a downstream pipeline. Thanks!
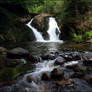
0;42;92;55
46;43;60;52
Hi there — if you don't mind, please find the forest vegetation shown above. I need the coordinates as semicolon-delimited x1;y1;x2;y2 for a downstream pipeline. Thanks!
0;0;92;42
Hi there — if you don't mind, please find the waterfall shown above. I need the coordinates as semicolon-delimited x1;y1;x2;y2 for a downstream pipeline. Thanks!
26;19;45;42
26;17;63;43
47;17;61;42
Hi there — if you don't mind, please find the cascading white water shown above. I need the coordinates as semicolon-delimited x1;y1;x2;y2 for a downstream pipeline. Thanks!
26;17;63;43
22;59;59;92
26;19;45;42
47;17;62;42
23;59;59;81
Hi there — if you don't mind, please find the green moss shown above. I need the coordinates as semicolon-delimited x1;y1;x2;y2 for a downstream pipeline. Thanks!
0;68;16;82
0;55;6;68
72;33;83;42
0;64;34;82
86;31;92;39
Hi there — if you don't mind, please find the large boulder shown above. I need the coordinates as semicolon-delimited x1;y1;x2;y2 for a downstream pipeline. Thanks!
27;54;41;63
82;52;92;66
50;68;64;80
31;13;51;40
62;54;73;61
41;73;50;81
54;56;66;65
41;53;56;60
7;47;29;59
72;52;81;60
84;74;92;83
5;59;20;67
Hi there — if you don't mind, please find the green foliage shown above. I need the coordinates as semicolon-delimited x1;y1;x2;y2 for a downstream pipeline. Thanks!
17;0;65;14
73;33;83;42
1;0;92;42
0;64;34;82
81;0;92;2
86;31;92;39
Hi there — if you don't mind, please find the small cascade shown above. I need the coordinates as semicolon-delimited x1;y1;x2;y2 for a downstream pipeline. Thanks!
47;17;62;42
26;19;45;42
26;17;63;43
21;59;59;92
23;60;59;81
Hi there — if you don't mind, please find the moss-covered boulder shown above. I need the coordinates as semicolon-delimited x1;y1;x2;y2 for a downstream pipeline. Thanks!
31;13;51;40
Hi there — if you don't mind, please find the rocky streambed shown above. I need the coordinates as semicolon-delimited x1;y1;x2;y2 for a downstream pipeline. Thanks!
0;47;92;92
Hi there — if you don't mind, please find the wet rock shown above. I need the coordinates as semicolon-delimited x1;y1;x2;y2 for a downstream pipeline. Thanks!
62;54;73;61
0;47;7;54
50;68;64;80
55;78;75;87
32;13;51;33
7;47;29;59
64;61;78;68
27;54;41;63
41;54;49;60
26;75;36;83
72;52;81;60
83;59;92;66
54;56;66;65
71;72;85;78
0;80;16;88
5;59;21;67
86;39;92;43
41;73;50;81
55;52;59;56
73;64;87;72
41;54;56;60
73;78;92;92
82;52;92;66
84;74;92;83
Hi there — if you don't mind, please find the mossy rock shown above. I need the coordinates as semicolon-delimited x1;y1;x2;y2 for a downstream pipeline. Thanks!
0;64;34;84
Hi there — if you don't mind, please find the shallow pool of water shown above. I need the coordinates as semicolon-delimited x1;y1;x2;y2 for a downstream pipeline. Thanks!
0;42;92;55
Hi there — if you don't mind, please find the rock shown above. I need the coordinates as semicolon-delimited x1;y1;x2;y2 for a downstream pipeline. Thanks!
26;75;36;83
50;68;64;80
86;39;92;43
40;54;49;60
55;78;75;87
0;47;7;54
83;60;92;66
41;54;56;60
0;80;16;88
5;59;20;67
27;54;41;63
54;56;66;65
7;47;29;59
64;61;78;68
34;13;51;23
82;52;92;66
71;72;85;78
55;52;59;56
72;52;81;60
62;54;73;61
84;74;92;83
82;51;92;60
73;64;87;72
31;13;51;40
41;73;50;81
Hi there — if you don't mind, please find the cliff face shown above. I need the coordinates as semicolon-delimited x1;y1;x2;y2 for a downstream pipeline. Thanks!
0;3;36;42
